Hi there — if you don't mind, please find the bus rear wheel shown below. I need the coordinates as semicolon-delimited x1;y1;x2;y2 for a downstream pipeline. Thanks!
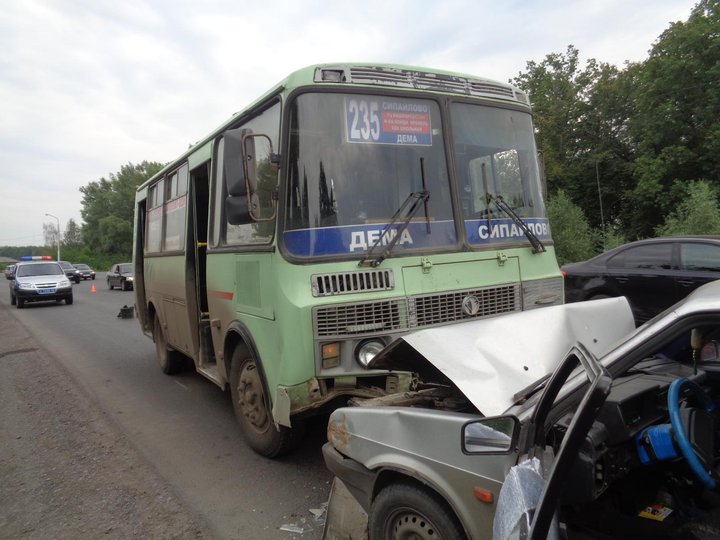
154;315;184;374
229;349;304;458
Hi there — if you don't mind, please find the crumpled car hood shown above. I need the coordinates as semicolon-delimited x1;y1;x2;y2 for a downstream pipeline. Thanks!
374;297;635;417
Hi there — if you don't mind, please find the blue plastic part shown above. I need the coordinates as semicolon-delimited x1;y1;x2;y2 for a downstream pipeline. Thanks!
668;377;717;490
636;424;678;464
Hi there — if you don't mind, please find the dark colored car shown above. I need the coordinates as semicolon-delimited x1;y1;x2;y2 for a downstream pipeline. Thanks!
73;263;96;280
58;260;81;284
107;263;133;291
562;236;720;323
8;261;73;308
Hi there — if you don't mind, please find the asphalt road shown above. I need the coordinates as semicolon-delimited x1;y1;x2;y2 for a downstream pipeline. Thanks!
1;273;334;539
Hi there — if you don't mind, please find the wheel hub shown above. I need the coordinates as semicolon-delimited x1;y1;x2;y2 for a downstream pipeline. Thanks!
389;510;440;539
238;363;269;433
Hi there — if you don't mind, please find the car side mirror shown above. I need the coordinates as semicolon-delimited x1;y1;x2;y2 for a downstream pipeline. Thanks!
462;416;518;454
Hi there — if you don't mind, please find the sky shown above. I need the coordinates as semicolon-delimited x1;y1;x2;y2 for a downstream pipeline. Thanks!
0;0;698;247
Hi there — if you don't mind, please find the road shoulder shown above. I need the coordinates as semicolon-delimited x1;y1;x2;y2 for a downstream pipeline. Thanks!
0;302;210;539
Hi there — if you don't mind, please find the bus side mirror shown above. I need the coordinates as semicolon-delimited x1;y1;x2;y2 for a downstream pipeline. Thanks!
223;128;251;197
226;194;252;225
243;133;277;222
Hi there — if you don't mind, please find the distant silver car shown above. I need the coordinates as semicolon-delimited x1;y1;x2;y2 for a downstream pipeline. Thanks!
324;282;720;539
7;261;73;308
4;264;15;279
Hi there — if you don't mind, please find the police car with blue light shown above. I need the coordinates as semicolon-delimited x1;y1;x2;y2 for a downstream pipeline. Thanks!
7;256;73;309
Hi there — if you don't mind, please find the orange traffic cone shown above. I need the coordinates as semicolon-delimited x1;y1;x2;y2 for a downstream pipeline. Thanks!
90;284;97;293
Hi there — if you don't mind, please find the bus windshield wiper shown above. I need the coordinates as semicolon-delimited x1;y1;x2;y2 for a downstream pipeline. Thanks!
359;158;431;268
486;193;546;254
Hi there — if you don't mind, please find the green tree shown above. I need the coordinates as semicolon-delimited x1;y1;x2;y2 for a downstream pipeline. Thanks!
656;180;720;235
547;190;598;265
63;218;83;249
513;47;636;235
80;161;164;257
627;0;720;237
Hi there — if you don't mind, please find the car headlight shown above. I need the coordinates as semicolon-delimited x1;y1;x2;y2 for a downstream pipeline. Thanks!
354;339;385;368
59;278;71;287
127;276;134;281
17;282;35;290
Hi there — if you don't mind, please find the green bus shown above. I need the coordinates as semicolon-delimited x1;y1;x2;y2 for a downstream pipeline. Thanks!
133;63;562;457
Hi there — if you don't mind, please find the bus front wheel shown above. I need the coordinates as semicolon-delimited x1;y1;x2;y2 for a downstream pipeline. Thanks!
154;315;184;374
229;349;304;458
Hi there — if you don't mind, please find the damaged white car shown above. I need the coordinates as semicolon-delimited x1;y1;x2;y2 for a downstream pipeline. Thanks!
323;280;720;540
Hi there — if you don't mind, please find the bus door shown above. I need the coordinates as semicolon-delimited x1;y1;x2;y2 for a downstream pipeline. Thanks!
190;163;213;366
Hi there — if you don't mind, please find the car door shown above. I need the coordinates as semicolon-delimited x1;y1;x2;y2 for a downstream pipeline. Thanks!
493;345;612;540
677;241;720;300
604;241;677;323
109;265;119;286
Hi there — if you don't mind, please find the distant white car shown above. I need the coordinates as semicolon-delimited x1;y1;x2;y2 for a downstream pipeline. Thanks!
324;282;720;539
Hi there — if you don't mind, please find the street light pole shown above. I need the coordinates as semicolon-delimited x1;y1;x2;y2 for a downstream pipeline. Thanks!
45;213;61;261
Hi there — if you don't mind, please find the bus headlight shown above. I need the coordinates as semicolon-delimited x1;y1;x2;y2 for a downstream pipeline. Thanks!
355;339;385;368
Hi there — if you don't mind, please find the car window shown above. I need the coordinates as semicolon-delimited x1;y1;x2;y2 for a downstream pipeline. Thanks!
680;243;720;272
607;243;673;270
119;264;132;273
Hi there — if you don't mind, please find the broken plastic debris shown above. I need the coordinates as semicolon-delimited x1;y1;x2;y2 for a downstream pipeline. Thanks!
280;523;313;534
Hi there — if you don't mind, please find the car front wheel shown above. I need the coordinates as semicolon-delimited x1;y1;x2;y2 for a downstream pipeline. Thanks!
369;481;465;540
108;279;113;290
10;293;15;306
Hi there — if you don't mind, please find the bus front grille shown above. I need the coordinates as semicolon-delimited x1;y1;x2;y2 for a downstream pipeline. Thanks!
314;300;406;337
408;284;520;327
311;269;395;297
313;284;521;338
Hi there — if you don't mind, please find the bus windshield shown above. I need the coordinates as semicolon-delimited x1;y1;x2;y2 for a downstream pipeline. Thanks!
451;103;548;247
284;93;455;259
283;92;550;259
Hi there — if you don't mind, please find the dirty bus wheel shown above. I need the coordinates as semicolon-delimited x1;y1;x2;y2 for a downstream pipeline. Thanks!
153;315;184;374
229;348;303;458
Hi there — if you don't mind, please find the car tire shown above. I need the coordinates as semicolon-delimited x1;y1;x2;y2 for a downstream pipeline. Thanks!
65;295;73;305
229;348;304;458
153;315;184;375
108;279;113;290
10;293;16;306
74;277;80;284
16;298;24;309
369;481;465;540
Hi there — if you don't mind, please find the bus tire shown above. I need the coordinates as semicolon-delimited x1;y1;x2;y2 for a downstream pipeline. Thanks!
154;314;184;375
229;349;304;458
